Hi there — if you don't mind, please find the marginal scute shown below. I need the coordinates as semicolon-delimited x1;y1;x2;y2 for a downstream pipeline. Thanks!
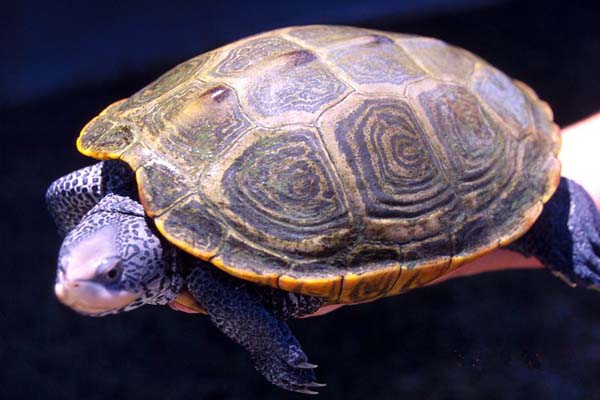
213;236;288;284
277;271;342;299
79;121;135;160
514;80;560;155
346;246;402;270
78;118;117;156
487;135;554;249
156;195;225;259
451;216;492;256
401;233;455;266
93;125;135;157
337;247;403;302
136;163;188;216
389;259;452;295
78;99;129;157
339;266;401;303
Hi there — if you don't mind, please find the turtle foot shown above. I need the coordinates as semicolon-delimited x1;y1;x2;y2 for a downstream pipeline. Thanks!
559;179;600;289
186;261;325;394
508;178;600;289
253;348;325;394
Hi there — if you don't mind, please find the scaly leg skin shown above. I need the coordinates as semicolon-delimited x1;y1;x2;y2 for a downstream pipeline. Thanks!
186;260;325;394
46;161;135;236
508;178;600;289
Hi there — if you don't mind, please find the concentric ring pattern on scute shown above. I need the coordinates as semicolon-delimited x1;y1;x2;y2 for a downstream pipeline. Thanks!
417;84;514;213
217;128;352;256
335;97;458;221
77;25;560;303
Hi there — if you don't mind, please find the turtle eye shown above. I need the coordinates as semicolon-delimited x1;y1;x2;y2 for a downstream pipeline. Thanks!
98;257;123;283
105;266;120;281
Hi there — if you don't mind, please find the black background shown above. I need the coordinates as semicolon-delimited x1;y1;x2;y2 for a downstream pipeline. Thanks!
2;1;600;399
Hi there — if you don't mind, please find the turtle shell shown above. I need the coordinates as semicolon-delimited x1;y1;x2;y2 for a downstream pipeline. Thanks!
77;25;561;304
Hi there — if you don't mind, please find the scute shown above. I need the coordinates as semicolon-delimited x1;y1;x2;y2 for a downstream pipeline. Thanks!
399;37;476;83
240;49;350;126
77;25;561;304
330;95;459;221
325;34;425;92
470;64;533;133
203;127;354;257
154;82;254;168
123;53;212;109
155;195;226;259
136;163;188;217
286;25;375;47
415;82;514;213
211;36;302;76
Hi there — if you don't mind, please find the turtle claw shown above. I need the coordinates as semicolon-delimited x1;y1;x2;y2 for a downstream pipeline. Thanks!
294;381;327;395
187;263;325;393
296;361;318;369
296;389;319;395
253;351;325;394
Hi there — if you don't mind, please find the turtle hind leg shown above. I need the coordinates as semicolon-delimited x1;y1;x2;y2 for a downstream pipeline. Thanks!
46;160;135;236
507;177;600;289
186;261;325;394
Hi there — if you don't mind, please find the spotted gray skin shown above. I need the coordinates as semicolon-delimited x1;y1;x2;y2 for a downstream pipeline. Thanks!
47;161;325;394
57;193;184;314
187;261;325;393
46;161;136;236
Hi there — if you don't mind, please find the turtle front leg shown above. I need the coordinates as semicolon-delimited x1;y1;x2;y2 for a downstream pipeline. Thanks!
46;161;135;236
186;260;325;394
508;178;600;289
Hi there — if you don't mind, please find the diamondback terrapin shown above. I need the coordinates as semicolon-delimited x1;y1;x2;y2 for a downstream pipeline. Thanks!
47;25;600;394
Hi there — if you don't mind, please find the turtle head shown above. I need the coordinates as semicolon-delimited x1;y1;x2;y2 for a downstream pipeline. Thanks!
54;193;183;316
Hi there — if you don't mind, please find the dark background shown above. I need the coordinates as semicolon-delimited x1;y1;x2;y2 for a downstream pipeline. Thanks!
2;0;600;399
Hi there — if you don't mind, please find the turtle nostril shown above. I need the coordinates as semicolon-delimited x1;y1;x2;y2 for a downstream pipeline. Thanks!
62;280;80;289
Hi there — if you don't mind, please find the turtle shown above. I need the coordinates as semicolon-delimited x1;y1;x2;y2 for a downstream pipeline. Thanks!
46;25;600;394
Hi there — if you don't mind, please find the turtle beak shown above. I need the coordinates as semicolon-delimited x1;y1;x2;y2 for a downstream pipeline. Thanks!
54;226;139;315
54;274;138;315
